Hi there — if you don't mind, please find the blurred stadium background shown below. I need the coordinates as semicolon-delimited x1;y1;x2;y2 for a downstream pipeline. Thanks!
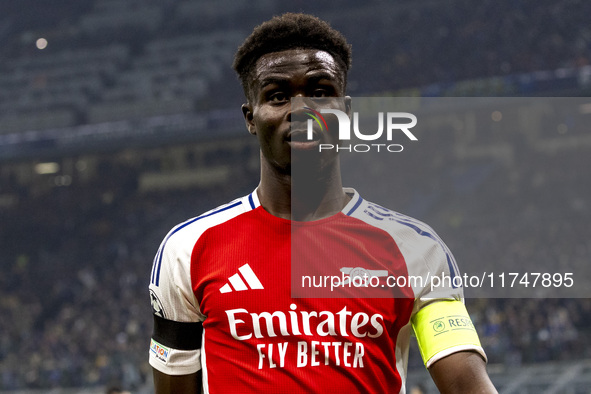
1;0;590;393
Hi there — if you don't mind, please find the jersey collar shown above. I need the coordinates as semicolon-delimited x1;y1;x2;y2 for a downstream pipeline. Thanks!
249;187;362;216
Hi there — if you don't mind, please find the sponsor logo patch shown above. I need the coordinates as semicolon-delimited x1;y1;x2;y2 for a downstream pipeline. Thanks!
150;338;170;364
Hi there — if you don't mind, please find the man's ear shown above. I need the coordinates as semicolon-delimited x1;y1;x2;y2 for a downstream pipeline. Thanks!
344;96;352;117
241;103;256;135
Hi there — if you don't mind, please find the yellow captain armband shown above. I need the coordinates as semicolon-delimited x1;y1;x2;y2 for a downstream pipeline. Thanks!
411;300;486;368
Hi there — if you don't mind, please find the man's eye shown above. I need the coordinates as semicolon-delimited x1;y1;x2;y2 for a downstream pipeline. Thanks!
269;93;287;102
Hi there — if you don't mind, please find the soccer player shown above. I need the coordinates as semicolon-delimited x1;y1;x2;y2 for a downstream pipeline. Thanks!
148;13;497;393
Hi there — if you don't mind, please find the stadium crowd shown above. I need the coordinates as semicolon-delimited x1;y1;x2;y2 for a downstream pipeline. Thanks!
2;0;591;131
0;149;258;390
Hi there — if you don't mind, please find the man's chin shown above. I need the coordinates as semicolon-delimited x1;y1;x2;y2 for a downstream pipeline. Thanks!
290;149;338;175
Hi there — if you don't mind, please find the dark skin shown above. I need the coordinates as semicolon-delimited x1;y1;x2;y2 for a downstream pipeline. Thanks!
153;371;200;393
429;351;498;393
242;49;351;221
153;48;498;394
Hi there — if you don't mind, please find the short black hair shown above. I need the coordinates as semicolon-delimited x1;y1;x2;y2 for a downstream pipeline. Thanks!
233;13;352;101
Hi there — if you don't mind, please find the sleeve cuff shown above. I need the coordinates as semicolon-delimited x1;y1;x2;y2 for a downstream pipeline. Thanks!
149;338;201;375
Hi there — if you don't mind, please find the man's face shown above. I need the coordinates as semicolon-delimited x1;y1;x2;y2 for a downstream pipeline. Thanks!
242;48;349;174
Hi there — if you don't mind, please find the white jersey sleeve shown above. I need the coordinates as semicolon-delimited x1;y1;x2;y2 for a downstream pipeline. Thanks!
385;212;486;368
149;217;206;375
148;195;255;375
350;198;485;369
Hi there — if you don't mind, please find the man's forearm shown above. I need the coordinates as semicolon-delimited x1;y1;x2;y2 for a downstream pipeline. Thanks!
153;368;202;394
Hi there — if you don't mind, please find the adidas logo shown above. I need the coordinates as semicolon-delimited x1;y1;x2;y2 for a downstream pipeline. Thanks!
219;263;264;293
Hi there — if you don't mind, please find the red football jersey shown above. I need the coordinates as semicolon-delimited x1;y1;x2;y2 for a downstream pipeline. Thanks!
149;189;483;393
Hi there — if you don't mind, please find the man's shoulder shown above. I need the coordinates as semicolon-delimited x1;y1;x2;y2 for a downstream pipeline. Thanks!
150;192;258;288
351;194;460;280
348;194;438;239
161;191;258;248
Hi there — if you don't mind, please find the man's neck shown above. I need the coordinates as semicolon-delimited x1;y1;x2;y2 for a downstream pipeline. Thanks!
256;160;350;221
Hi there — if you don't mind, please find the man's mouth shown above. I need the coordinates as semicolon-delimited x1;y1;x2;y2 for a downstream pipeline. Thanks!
287;130;320;142
287;130;321;150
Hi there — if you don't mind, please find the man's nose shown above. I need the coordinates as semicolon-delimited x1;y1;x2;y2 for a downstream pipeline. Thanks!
288;96;313;122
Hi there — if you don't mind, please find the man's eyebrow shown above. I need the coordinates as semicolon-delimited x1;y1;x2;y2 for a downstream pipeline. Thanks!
258;77;288;89
259;72;340;87
306;72;341;84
